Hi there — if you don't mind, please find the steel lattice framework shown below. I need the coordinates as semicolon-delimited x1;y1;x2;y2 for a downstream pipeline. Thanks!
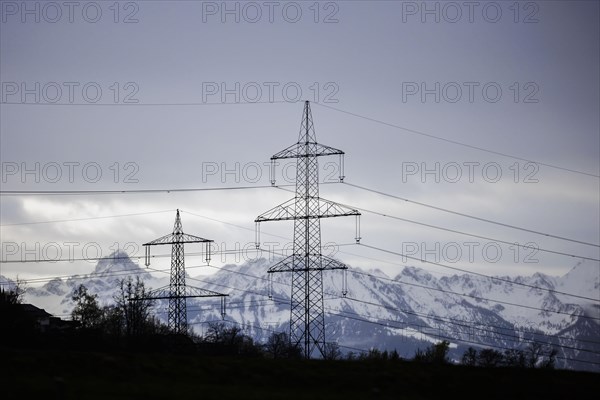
255;101;360;358
143;209;227;334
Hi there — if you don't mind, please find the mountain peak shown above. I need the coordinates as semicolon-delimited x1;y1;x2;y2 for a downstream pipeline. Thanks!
93;250;142;276
397;266;435;283
556;260;600;303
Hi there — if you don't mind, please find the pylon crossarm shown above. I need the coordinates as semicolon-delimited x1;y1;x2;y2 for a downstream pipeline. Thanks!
271;142;344;160
267;255;296;273
255;198;297;222
143;233;212;267
133;285;227;301
317;198;360;218
320;255;348;271
186;285;228;298
143;233;213;246
268;254;348;273
256;197;360;223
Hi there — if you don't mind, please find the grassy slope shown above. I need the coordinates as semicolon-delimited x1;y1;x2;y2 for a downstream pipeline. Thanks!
1;348;597;400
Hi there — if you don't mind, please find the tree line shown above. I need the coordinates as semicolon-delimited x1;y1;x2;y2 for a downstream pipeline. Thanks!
1;281;557;368
346;340;557;369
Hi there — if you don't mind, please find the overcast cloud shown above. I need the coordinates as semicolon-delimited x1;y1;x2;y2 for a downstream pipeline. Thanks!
1;0;598;285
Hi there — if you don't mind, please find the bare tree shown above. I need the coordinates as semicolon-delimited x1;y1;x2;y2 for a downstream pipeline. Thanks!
14;277;27;304
264;332;289;358
204;322;243;345
264;331;302;359
503;348;527;368
526;341;544;368
540;348;558;369
1;276;28;305
0;288;20;306
461;347;478;366
413;340;450;364
477;348;504;367
323;342;342;360
527;342;557;369
113;276;154;337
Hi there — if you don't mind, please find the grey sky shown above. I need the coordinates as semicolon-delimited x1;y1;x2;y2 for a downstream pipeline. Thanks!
1;1;599;285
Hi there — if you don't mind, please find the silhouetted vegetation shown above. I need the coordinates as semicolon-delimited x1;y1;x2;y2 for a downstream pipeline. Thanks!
346;348;402;361
263;331;302;359
71;284;104;329
413;340;450;364
2;346;596;400
200;322;262;356
3;283;595;399
460;343;557;369
5;283;562;371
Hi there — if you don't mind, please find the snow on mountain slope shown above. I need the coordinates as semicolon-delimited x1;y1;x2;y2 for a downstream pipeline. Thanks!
438;266;595;335
14;251;164;316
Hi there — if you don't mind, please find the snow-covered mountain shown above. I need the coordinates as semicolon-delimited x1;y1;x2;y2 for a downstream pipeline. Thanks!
4;251;599;371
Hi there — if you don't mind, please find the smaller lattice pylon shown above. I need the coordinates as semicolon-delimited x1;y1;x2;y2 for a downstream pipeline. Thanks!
142;209;227;334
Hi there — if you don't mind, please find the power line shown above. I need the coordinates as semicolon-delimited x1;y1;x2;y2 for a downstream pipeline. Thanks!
7;202;594;332
0;209;175;227
4;181;596;256
311;191;600;262
257;237;600;315
0;246;277;265
276;185;599;261
343;182;600;248
0;184;297;196
1;253;150;264
331;294;600;350
259;245;600;322
5;99;596;179
181;209;289;240
207;258;600;326
2;202;592;309
346;269;600;323
358;243;600;302
313;102;600;179
4;240;596;320
0;243;599;311
156;298;287;315
328;296;600;355
0;100;294;106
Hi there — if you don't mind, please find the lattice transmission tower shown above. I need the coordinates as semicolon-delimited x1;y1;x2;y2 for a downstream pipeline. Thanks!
142;209;227;334
255;101;361;358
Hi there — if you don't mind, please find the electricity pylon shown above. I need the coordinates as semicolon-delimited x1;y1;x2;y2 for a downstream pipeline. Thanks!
255;101;360;358
142;209;227;334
